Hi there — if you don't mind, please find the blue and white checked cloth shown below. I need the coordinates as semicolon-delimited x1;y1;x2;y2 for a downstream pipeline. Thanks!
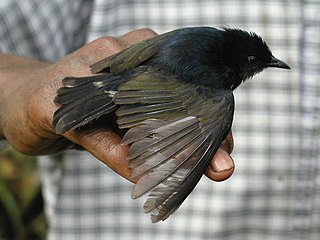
0;0;319;239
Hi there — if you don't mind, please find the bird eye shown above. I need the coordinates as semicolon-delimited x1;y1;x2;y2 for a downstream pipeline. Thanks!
247;56;256;62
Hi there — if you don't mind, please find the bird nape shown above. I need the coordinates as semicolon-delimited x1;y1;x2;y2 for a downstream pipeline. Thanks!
53;27;290;222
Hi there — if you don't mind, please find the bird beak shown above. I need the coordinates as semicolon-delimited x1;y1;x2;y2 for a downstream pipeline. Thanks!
268;56;291;69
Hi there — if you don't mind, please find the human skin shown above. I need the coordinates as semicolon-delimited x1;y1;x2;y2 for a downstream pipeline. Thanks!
0;28;234;183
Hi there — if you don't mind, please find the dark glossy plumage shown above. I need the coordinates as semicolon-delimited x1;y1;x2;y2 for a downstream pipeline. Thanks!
53;27;290;222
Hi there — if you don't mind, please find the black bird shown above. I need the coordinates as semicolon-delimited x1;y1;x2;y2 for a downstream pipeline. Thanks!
53;27;290;222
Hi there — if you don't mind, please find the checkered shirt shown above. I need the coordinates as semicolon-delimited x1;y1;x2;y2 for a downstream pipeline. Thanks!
0;0;319;239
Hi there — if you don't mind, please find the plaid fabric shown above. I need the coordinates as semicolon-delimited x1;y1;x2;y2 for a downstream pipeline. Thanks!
1;0;319;239
0;0;92;61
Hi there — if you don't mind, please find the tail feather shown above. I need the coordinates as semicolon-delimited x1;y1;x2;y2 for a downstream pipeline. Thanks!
62;75;108;87
55;85;97;105
53;75;119;134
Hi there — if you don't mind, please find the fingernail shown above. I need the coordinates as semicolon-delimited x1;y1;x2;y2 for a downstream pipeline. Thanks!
211;149;234;172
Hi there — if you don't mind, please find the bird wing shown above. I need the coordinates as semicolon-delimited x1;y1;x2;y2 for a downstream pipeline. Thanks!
90;30;177;74
114;67;235;222
52;65;235;222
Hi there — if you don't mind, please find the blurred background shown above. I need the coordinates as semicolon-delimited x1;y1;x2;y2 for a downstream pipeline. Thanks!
0;1;319;239
0;145;47;240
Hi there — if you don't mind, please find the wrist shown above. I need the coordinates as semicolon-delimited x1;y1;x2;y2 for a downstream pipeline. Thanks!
0;54;51;149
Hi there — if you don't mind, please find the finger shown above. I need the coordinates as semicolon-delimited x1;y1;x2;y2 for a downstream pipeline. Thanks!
63;129;133;182
205;148;235;182
119;28;158;46
220;131;234;153
66;36;127;68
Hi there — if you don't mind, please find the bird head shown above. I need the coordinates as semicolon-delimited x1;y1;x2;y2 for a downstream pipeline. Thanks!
221;28;290;81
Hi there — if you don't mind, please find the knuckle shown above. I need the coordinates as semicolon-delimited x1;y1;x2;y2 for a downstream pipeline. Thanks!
94;36;125;50
119;28;157;46
81;36;125;59
136;28;158;37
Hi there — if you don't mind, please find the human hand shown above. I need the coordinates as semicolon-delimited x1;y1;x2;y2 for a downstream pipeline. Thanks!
0;29;234;182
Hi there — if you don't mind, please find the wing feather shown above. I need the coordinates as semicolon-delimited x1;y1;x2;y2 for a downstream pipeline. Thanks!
131;128;205;197
130;120;203;180
113;72;235;222
127;118;199;162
